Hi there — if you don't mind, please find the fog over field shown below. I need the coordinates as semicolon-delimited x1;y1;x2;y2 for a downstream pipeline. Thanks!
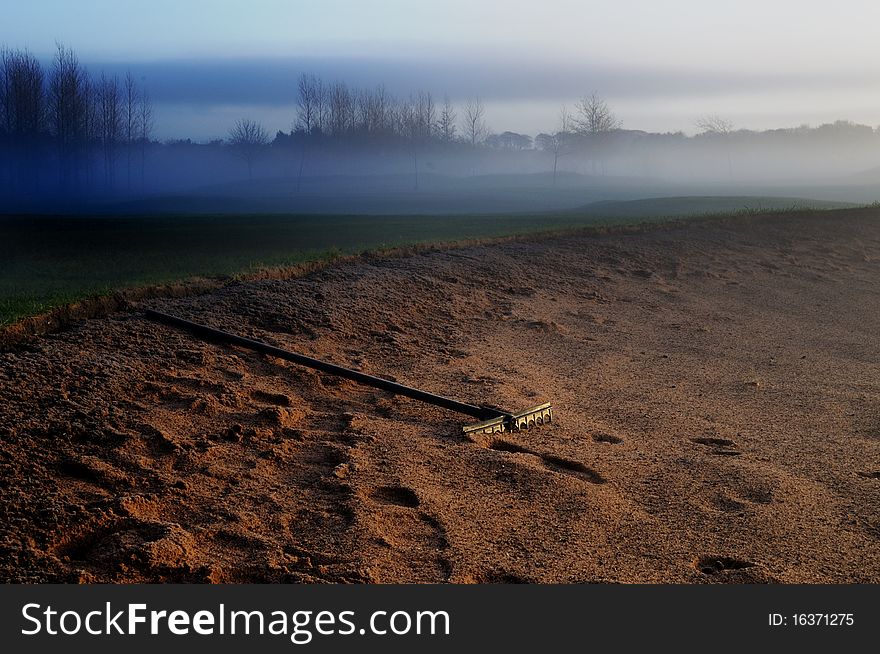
2;0;880;213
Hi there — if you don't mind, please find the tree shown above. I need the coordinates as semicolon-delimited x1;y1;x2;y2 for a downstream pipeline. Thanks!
415;90;435;140
0;47;45;193
574;92;620;135
48;42;90;190
123;71;140;190
355;85;391;136
328;81;354;136
367;85;391;134
400;92;434;189
0;47;44;136
138;88;153;192
296;73;315;135
97;72;121;188
574;93;620;174
295;73;326;134
696;114;734;136
462;97;487;146
294;73;320;193
696;114;735;177
438;95;456;142
228;118;269;180
535;107;573;186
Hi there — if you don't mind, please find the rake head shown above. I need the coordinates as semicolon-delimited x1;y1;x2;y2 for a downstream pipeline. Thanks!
462;402;553;435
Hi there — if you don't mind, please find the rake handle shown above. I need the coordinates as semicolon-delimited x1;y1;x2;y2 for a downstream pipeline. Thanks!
143;309;501;421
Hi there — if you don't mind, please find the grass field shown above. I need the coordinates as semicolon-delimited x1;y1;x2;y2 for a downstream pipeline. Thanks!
0;196;856;326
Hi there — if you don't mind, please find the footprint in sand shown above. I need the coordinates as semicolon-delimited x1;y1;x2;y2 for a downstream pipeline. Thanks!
364;484;451;581
691;436;741;456
708;493;748;513
692;555;779;583
58;455;133;489
541;455;606;484
694;555;755;575
369;485;420;508
250;389;292;406
487;439;606;484
54;515;198;580
592;433;624;445
487;439;531;455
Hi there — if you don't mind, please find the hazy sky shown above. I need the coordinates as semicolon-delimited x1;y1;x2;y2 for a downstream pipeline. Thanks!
4;0;880;139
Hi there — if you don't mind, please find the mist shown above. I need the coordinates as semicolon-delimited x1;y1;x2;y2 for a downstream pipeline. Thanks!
2;42;880;215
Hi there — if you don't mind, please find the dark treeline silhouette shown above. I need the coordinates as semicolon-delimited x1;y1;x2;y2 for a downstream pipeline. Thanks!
0;43;153;206
3;42;880;213
279;76;488;190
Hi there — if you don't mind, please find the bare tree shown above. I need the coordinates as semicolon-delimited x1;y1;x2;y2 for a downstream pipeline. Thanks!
398;96;418;188
0;48;12;193
123;72;140;190
296;73;319;134
366;84;391;134
355;87;370;133
696;114;735;177
0;49;9;135
696;114;734;136
0;48;44;136
414;90;435;140
138;88;153;192
228;118;269;180
353;84;390;136
97;73;121;188
438;94;456;142
0;47;45;192
574;92;620;135
81;75;99;189
399;91;435;189
536;107;573;186
574;92;620;174
462;97;487;146
48;42;91;190
294;73;320;193
328;81;354;136
314;78;328;134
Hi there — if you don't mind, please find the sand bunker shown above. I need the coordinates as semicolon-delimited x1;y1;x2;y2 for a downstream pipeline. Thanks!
1;209;879;583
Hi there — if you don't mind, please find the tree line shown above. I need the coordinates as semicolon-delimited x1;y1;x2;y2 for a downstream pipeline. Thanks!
289;74;492;146
0;43;153;199
4;42;880;197
227;76;626;185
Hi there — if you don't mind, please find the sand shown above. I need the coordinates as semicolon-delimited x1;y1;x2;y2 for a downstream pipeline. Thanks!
1;208;879;583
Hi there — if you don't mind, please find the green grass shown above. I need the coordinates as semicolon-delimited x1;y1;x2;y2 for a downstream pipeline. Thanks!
0;196;859;327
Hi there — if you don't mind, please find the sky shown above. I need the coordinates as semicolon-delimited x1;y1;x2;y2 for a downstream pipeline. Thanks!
3;0;880;139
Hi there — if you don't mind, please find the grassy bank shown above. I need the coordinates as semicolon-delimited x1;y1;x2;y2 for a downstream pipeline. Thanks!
0;196;857;327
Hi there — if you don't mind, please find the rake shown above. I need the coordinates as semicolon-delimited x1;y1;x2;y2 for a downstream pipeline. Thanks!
144;309;552;434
